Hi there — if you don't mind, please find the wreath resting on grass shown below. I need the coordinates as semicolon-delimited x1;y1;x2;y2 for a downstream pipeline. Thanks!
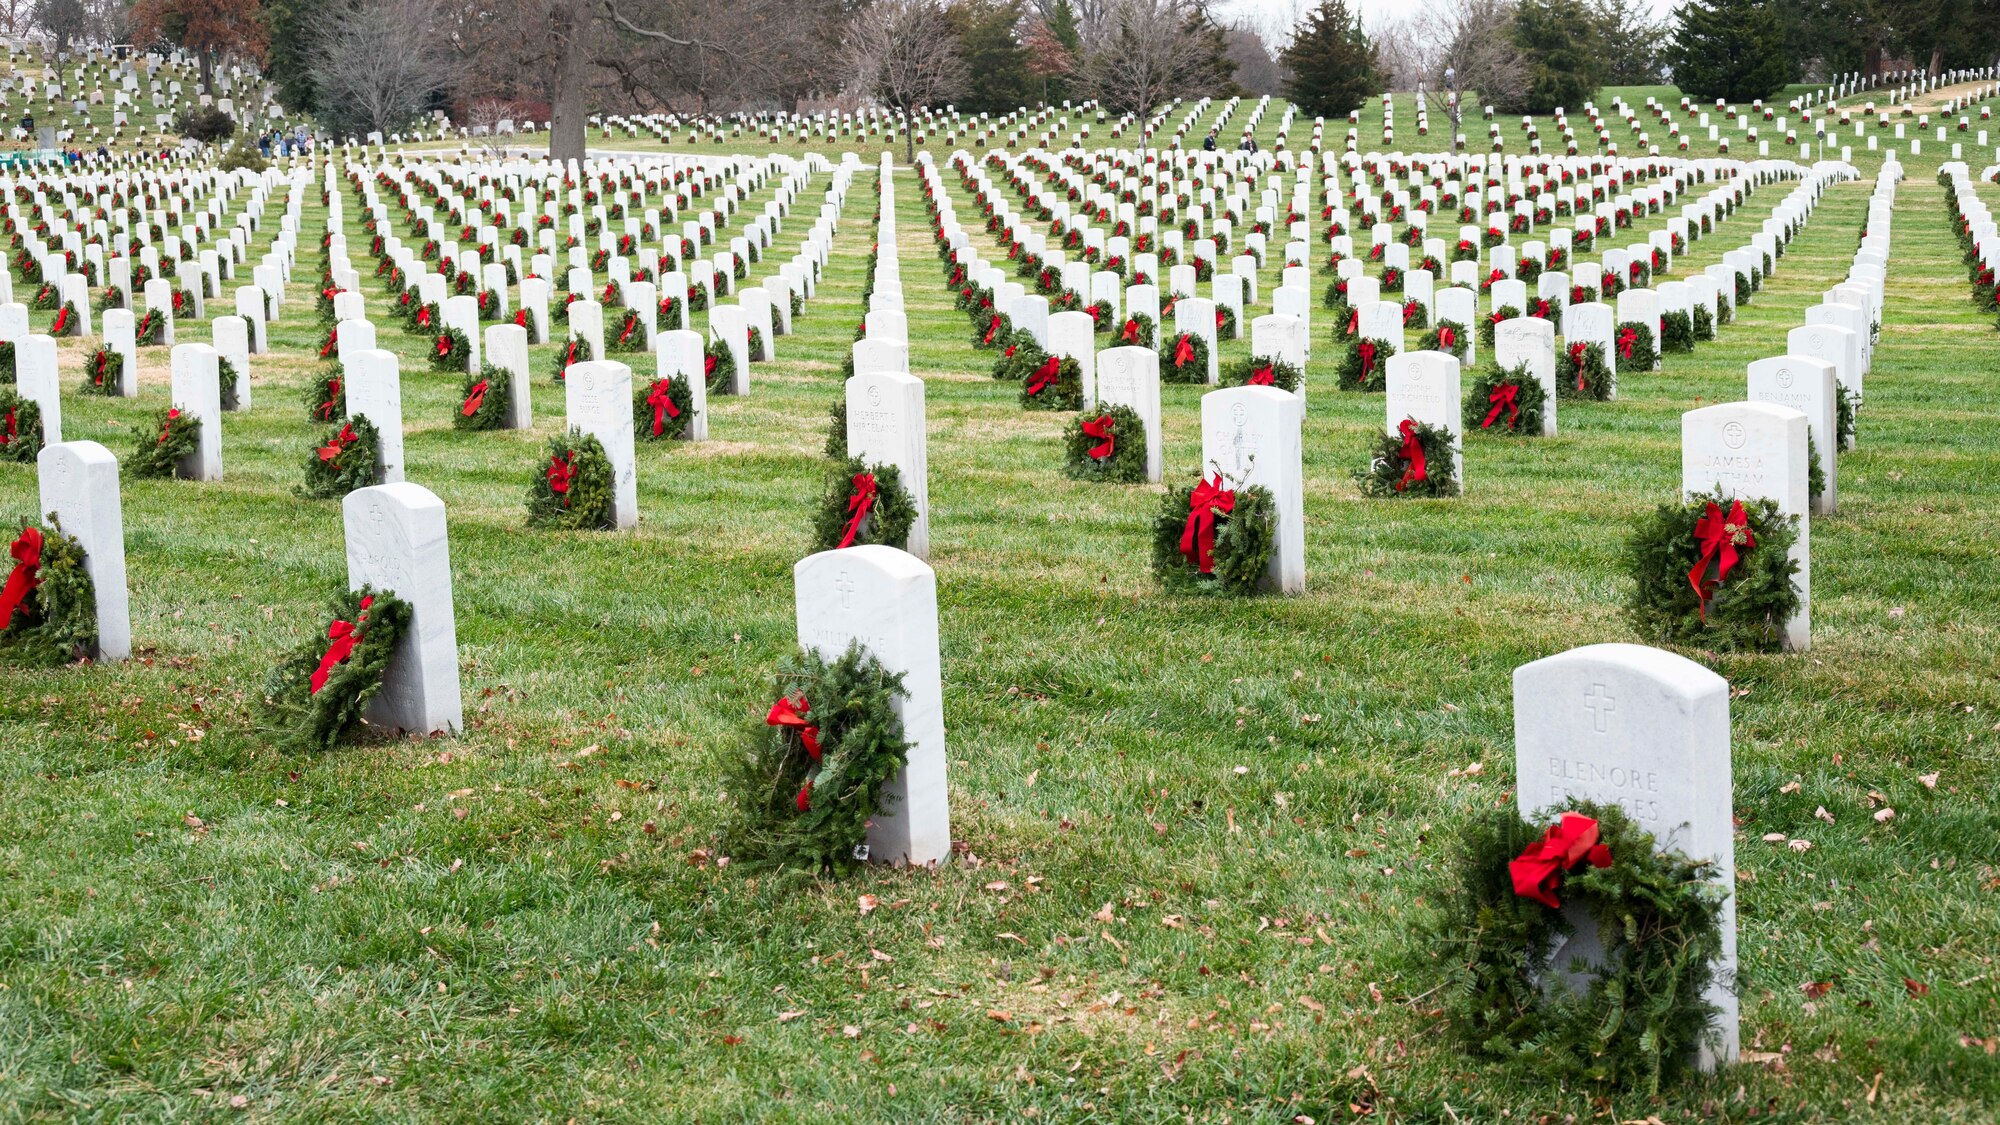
824;399;847;461
1660;310;1695;353
1693;303;1715;341
1464;363;1548;436
0;388;44;463
430;327;473;373
51;302;82;338
1336;337;1397;392
526;432;617;530
1627;490;1801;652
0;340;14;382
1150;473;1276;596
1615;321;1656;370
1114;313;1157;349
720;642;912;871
82;348;122;395
1402;299;1430;331
549;335;586;383
0;520;97;666
633;375;697;441
1221;355;1304;392
511;307;543;344
1063;404;1147;484
989;332;1044;381
216;357;241;412
1357;418;1460;497
1479;305;1521;348
305;371;345;423
1420;320;1469;361
298;416;383;499
609;308;646;353
1428;802;1726;1095
971;311;1013;349
456;365;512;431
262;585;413;752
749;325;767;362
128;406;200;478
1561;341;1614;400
705;339;737;395
1020;354;1084;411
1162;332;1210;384
811;459;918;552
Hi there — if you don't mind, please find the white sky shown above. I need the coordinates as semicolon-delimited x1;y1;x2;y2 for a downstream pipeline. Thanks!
1214;0;1684;44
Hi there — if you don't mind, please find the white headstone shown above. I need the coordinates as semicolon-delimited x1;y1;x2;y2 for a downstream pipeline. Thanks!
343;482;463;737
564;360;639;529
1681;402;1810;649
1747;356;1838;515
1493;317;1558;436
656;329;707;442
14;335;61;446
483;323;533;430
1384;351;1464;485
845;369;930;559
1096;346;1162;483
168;343;222;480
345;349;403;485
35;440;130;660
1200;387;1304;594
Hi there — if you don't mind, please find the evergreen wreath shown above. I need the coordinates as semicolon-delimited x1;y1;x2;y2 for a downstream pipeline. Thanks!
82;348;122;395
217;357;241;412
1162;332;1210;385
1356;418;1461;497
608;308;647;353
305;371;346;423
1464;363;1548;437
1733;272;1751;305
128;406;200;478
0;389;44;463
749;325;768;362
1693;303;1715;341
1479;305;1522;348
989;332;1046;381
298;416;384;500
1222;354;1304;392
430;326;473;372
1660;310;1695;354
1836;385;1857;451
633;375;697;441
719;641;913;871
1333;301;1358;343
1420;320;1470;361
1114;313;1157;349
1150;472;1276;596
261;585;414;752
133;306;164;344
317;326;341;362
0;519;97;666
1336;337;1398;392
512;306;543;344
1063;404;1147;484
1615;321;1656;370
824;398;847;461
526;432;617;530
51;302;82;338
1428;802;1727;1094
0;339;14;382
1627;489;1801;652
1019;353;1084;411
705;339;737;394
455;365;512;431
1216;304;1238;338
811;458;918;552
1560;341;1614;400
971;311;1013;349
1402;298;1430;331
549;336;587;383
29;282;57;310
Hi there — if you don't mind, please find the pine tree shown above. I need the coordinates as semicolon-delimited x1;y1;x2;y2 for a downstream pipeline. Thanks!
1279;0;1381;121
1514;0;1603;114
1668;0;1792;102
949;0;1035;114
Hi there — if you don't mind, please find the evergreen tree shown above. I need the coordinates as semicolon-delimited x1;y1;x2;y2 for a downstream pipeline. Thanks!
1591;0;1668;85
1515;0;1602;114
1668;0;1792;101
949;0;1035;113
1279;0;1380;121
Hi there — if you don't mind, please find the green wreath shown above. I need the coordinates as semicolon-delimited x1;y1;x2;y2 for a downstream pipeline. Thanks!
811;458;918;552
1221;355;1304;392
526;432;617;530
1835;385;1857;451
297;416;383;500
720;641;912;871
0;340;14;382
0;390;44;464
1115;312;1157;349
1660;310;1695;353
261;585;414;752
1019;354;1084;411
305;371;346;423
1428;802;1727;1094
133;306;165;344
127;405;201;478
633;375;697;441
971;310;1013;349
1627;489;1801;652
1616;321;1656;371
216;357;241;413
1356;419;1461;497
1151;476;1276;596
82;348;123;395
1217;304;1238;338
430;327;473;373
1063;404;1147;484
824;398;847;461
51;302;82;338
1420;319;1470;361
1402;299;1430;331
1693;303;1715;341
1560;341;1614;400
1331;300;1357;343
1336;337;1398;392
989;332;1046;381
455;365;512;431
1479;306;1521;348
1734;273;1750;305
749;325;767;362
705;339;737;394
1162;332;1210;385
0;518;97;666
1464;364;1548;437
548;336;586;383
608;308;647;353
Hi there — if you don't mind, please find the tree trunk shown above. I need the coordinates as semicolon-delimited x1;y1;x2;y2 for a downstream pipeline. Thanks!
903;108;914;164
1928;46;1942;77
199;47;213;95
549;0;589;164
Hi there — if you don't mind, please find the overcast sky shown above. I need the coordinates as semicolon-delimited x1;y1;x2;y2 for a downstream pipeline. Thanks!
1213;0;1683;43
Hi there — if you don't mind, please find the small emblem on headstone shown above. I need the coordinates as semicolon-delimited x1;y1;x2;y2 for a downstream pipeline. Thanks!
1584;682;1616;733
1722;421;1746;449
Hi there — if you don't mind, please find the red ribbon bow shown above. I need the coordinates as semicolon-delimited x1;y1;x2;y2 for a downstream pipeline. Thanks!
1482;383;1520;430
1215;309;1226;329
308;595;375;695
765;696;823;760
0;526;43;629
1345;309;1358;335
1359;340;1378;380
1248;364;1276;386
795;780;813;811
1173;334;1194;368
646;378;679;434
1438;325;1456;349
1081;414;1115;459
435;334;454;357
983;315;1001;345
838;472;877;549
318;423;357;462
1394;418;1427;490
1617;326;1637;359
1120;318;1141;343
52;307;69;334
317;379;342;421
1025;356;1062;396
1689;499;1755;618
461;381;488;418
1509;812;1613;909
546;452;576;503
158;408;181;444
416;306;432;329
1178;475;1235;574
320;330;338;358
1569;342;1589;390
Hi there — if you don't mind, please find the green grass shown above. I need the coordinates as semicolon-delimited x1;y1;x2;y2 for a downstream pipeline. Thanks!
1;91;1999;1122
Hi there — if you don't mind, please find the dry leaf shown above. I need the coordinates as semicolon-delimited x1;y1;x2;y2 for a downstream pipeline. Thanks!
778;1010;806;1022
858;894;879;916
1092;902;1116;923
1801;981;1834;999
1918;772;1939;790
1904;977;1930;997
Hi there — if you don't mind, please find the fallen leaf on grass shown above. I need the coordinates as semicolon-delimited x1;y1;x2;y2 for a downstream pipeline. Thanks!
1905;977;1931;997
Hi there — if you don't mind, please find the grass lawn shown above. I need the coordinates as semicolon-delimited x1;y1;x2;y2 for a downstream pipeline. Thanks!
1;91;1998;1121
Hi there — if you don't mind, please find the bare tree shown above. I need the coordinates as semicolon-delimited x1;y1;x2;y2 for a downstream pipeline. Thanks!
844;0;964;163
308;0;466;138
1409;0;1524;137
1081;0;1226;141
1222;23;1282;95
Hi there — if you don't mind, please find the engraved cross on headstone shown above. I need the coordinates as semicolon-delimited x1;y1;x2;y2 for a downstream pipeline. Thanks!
834;568;856;610
1584;682;1616;733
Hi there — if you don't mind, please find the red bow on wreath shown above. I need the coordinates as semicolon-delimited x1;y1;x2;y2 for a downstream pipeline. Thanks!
1026;356;1062;396
1509;812;1613;909
308;595;375;695
546;451;576;505
1359;340;1379;380
461;381;488;418
317;379;342;421
1173;334;1194;368
1215;309;1227;329
158;408;182;444
320;330;339;359
794;780;813;811
416;305;433;329
1081;414;1115;459
0;526;43;629
1394;418;1427;491
1617;327;1638;359
435;334;454;358
1569;342;1590;390
1437;325;1456;350
51;306;69;334
1345;309;1358;336
618;315;638;345
1178;474;1234;575
1248;364;1276;386
983;315;1001;345
1120;318;1141;343
765;695;823;761
703;352;717;379
1402;300;1418;325
838;472;877;549
1482;383;1520;430
1689;498;1755;619
646;379;680;435
318;423;358;462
